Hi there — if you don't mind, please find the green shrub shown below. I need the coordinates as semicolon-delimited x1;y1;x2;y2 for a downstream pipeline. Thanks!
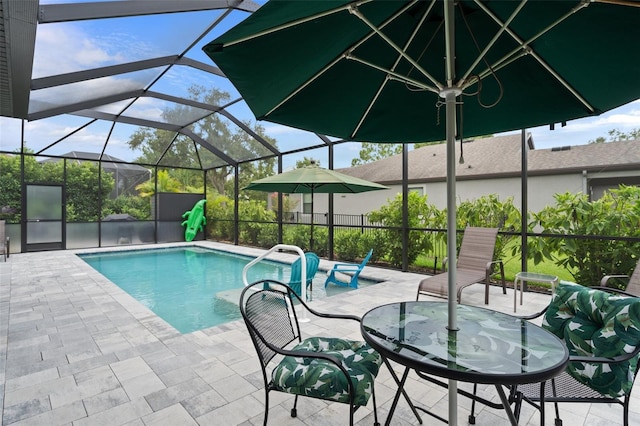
359;230;386;263
456;194;521;265
238;199;276;245
334;230;364;261
206;193;235;241
282;224;328;256
368;191;437;267
530;186;640;286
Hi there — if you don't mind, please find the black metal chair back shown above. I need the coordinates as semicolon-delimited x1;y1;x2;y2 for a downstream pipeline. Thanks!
240;281;300;367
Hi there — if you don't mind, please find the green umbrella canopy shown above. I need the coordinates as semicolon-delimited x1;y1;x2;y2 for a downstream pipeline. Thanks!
204;0;640;143
243;167;388;194
244;166;387;251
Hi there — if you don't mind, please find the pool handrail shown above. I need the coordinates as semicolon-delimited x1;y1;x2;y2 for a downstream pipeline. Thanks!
242;244;307;301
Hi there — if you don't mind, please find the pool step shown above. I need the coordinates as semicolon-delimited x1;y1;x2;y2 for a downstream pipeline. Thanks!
213;288;243;313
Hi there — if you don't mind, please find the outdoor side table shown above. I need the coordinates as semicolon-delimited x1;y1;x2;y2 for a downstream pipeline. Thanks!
514;271;558;312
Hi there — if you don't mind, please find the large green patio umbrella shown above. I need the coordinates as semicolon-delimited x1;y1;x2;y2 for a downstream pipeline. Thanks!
205;2;640;420
244;166;388;251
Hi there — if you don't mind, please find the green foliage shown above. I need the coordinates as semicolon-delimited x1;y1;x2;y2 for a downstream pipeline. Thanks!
65;162;114;222
455;194;521;264
238;199;276;246
334;230;364;261
127;85;276;198
206;193;236;241
351;142;402;166
135;170;182;197
0;154;23;222
333;229;384;262
368;191;440;266
102;195;151;220
296;157;321;168
530;186;640;286
589;128;640;144
205;193;280;248
359;231;385;263
282;224;328;257
0;153;115;223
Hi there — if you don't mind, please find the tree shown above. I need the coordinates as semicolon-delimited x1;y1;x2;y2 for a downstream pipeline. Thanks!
588;128;640;144
296;157;320;168
0;152;114;223
351;142;403;166
65;161;114;221
135;170;182;197
127;85;277;196
350;139;484;166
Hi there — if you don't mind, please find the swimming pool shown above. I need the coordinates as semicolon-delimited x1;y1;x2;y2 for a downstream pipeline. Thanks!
79;246;380;333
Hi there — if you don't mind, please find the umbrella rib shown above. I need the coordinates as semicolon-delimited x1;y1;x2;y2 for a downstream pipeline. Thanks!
265;0;427;119
595;0;640;6
346;56;440;93
350;4;443;91
458;0;528;85
350;0;439;138
465;0;595;113
220;0;372;47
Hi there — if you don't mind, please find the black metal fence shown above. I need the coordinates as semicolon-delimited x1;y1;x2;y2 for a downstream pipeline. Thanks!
214;212;640;285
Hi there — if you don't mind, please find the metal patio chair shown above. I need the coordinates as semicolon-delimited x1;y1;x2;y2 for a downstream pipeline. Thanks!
416;227;506;304
263;252;320;299
239;280;382;426
510;282;640;426
324;249;373;289
598;259;640;296
0;220;8;261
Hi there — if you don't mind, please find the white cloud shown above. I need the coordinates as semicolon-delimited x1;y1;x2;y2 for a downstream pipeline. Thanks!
263;123;310;136
523;101;640;149
33;25;119;78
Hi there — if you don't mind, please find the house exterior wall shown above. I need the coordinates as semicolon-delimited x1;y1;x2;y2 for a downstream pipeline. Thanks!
311;172;586;215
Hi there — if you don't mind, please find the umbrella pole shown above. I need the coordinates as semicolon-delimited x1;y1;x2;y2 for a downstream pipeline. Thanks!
443;1;459;424
310;188;314;252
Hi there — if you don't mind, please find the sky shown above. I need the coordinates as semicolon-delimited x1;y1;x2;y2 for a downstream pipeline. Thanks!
2;2;640;171
501;99;640;150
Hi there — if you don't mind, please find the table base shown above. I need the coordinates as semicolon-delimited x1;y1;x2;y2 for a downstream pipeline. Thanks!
386;364;522;425
514;272;558;312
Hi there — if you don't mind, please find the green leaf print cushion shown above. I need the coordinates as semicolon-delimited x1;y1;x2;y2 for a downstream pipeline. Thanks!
543;281;640;398
271;337;382;406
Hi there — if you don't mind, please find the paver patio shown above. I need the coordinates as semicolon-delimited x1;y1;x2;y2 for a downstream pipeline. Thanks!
1;241;638;425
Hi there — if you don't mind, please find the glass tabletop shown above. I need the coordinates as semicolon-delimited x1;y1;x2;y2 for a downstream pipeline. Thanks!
361;301;569;385
515;271;558;282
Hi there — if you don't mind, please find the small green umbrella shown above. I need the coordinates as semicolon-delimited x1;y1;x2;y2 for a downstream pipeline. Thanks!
244;166;388;251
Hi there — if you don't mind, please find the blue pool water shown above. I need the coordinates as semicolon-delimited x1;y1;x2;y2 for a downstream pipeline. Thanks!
79;246;380;333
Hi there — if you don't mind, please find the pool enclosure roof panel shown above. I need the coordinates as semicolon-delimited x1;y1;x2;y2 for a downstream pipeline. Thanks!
0;0;337;169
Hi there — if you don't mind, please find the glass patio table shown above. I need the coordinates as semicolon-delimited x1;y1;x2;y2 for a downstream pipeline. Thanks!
360;301;569;425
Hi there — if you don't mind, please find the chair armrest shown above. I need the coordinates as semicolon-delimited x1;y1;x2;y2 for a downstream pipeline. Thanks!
591;286;637;297
278;346;343;366
571;344;640;364
331;262;357;268
486;259;504;275
330;264;359;273
516;306;548;321
253;329;347;373
600;274;630;287
287;287;362;322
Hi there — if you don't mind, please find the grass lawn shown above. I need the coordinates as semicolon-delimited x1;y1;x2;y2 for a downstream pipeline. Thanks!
414;239;577;290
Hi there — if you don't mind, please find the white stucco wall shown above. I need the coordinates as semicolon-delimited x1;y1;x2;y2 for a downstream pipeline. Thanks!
311;172;587;215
